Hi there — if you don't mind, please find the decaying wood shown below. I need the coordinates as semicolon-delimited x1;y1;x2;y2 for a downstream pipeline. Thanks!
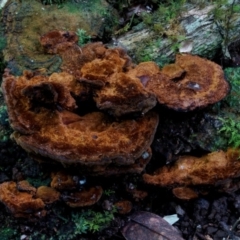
113;1;240;64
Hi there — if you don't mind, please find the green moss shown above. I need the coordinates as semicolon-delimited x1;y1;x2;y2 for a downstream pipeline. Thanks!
188;66;240;151
41;0;66;5
133;38;173;67
224;67;240;112
71;208;116;236
103;189;115;196
211;67;240;149
61;0;119;39
210;0;240;53
200;67;240;151
0;227;17;240
54;208;116;240
26;176;51;188
0;37;6;52
218;116;240;148
0;105;9;126
142;0;186;35
0;104;11;144
76;29;91;46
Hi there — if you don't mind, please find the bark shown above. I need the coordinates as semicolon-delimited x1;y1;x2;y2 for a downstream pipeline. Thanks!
111;1;240;66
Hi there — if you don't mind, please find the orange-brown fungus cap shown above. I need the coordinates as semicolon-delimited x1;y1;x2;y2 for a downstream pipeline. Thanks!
40;32;155;116
143;148;240;187
64;186;103;207
115;200;132;214
40;31;108;77
0;181;45;218
36;186;60;204
146;54;229;111
40;30;78;54
79;48;132;87
83;148;152;176
92;61;159;116
40;30;82;76
1;70;158;169
161;63;185;79
94;72;157;116
172;187;198;200
51;171;78;191
127;189;148;201
17;180;36;195
11;111;158;166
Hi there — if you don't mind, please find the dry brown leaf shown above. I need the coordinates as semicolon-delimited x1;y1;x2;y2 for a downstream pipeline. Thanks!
122;211;184;240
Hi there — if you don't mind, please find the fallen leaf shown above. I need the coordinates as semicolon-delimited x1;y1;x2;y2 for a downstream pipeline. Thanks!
122;211;184;240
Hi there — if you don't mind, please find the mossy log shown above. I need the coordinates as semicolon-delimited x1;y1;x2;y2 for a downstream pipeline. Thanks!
1;0;119;75
112;1;240;66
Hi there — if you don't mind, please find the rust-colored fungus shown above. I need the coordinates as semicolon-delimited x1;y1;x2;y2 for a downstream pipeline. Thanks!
79;48;132;87
127;188;148;202
143;148;240;187
17;180;36;195
84;148;152;176
40;31;107;77
40;31;156;116
2;33;232;183
80;50;157;116
2;70;158;173
0;181;45;218
126;61;160;83
115;200;132;214
36;186;60;204
161;63;185;79
40;30;78;53
51;171;78;191
94;72;157;116
172;187;198;200
64;186;103;207
145;54;229;111
11;111;158;167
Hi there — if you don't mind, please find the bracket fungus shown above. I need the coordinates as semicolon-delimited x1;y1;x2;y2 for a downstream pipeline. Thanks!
1;31;231;181
86;148;152;176
80;50;157;116
143;148;240;199
94;72;157;116
17;180;37;195
78;48;157;116
36;186;61;204
0;181;45;218
1;68;158;175
40;30;86;76
40;30;78;53
115;200;133;215
40;30;157;116
63;186;103;207
145;54;230;111
50;171;78;191
79;48;132;87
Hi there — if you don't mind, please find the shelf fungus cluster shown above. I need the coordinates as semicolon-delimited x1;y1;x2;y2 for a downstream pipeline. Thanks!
1;30;232;207
2;34;160;175
0;172;103;218
144;148;240;200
